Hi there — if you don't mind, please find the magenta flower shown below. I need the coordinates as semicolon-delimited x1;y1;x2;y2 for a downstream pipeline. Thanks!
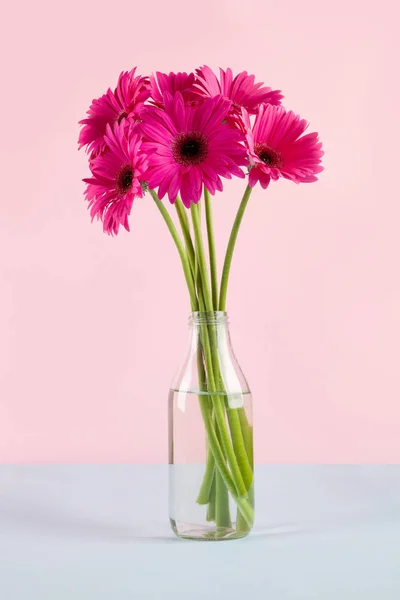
78;68;150;154
83;121;148;235
194;66;283;115
150;71;199;107
243;104;324;189
140;92;248;207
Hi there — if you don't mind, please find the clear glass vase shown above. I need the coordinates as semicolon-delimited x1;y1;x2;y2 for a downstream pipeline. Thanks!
169;311;254;541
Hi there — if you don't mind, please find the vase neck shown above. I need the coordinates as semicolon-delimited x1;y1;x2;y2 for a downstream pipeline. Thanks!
171;311;250;395
188;311;233;356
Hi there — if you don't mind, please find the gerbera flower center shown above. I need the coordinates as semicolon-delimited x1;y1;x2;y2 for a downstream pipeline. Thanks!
117;164;133;194
172;131;208;166
254;143;283;168
117;111;128;124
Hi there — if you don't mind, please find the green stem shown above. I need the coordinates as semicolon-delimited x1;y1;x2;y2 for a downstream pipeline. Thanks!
215;422;232;528
206;476;216;521
215;467;231;528
150;189;198;311
238;409;254;467
236;414;254;532
190;204;213;312
175;198;196;276
191;203;248;498
219;185;253;311
194;265;217;508
225;408;253;490
197;394;244;506
175;199;207;325
196;428;215;505
204;187;219;310
236;483;254;532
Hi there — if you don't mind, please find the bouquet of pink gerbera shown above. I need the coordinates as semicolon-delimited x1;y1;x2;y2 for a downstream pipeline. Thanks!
79;66;323;541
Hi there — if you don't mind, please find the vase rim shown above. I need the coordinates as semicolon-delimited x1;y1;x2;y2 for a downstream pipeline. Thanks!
189;311;229;325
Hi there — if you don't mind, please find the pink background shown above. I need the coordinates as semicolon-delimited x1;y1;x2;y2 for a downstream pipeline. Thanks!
0;0;399;463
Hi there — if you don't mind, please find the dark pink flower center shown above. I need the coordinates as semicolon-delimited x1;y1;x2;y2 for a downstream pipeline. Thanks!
172;131;208;166
117;111;128;124
254;143;283;168
117;164;133;194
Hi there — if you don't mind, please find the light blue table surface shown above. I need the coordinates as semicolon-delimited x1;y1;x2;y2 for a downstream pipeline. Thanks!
0;465;399;599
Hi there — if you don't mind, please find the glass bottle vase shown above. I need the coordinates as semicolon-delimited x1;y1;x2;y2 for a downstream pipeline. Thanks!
169;311;254;541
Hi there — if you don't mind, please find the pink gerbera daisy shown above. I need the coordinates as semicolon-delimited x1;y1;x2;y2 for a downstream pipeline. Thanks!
150;71;199;107
140;92;248;207
194;65;283;115
83;121;148;235
78;68;150;154
243;104;324;189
